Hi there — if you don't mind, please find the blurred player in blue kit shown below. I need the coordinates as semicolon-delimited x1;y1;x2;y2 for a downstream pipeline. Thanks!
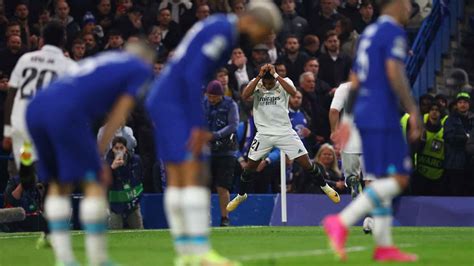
324;0;422;262
25;41;155;266
146;1;282;265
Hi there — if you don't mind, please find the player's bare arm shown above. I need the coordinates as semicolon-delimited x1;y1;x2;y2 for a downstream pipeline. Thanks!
98;94;135;156
268;64;297;96
2;87;18;150
386;59;422;142
241;64;268;101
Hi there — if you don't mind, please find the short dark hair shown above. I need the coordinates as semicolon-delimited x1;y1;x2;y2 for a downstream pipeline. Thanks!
324;30;338;41
112;136;127;147
360;0;374;8
419;93;435;105
42;20;66;47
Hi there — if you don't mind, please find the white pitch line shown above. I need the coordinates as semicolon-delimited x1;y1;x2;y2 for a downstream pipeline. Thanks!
234;246;367;261
0;226;269;240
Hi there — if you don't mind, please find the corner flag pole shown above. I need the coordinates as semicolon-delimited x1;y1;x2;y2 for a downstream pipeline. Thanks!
280;150;287;225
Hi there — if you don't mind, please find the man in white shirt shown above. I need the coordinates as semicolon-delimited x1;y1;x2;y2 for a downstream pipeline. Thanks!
227;64;340;212
329;82;368;198
3;21;77;170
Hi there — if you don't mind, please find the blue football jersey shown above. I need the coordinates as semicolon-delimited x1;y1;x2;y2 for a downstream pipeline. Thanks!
30;51;153;121
146;14;238;128
353;15;408;129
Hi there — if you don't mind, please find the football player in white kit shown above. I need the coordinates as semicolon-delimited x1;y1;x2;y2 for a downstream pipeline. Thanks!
3;21;76;170
330;82;374;234
330;82;367;198
227;64;340;212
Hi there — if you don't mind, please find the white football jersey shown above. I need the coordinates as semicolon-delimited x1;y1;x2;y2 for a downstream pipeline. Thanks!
252;77;295;135
9;45;76;132
330;82;362;154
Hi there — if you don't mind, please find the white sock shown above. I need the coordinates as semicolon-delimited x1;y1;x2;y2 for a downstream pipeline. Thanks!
373;215;393;247
164;187;187;255
45;195;76;264
80;196;108;266
339;177;401;227
181;186;211;255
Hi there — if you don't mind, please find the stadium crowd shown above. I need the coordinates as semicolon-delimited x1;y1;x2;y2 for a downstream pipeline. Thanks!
0;0;473;227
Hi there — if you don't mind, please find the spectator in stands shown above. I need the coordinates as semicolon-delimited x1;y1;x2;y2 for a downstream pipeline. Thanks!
83;33;100;57
203;80;239;226
315;143;346;193
289;90;311;147
355;0;376;34
54;0;80;46
116;0;134;13
303;58;333;97
334;16;359;58
411;102;446;196
299;71;332;152
0;4;8;44
158;0;193;24
419;93;435;115
0;71;9;191
278;0;308;45
0;35;23;75
114;6;144;40
435;94;449;119
147;25;167;59
215;67;239;102
32;7;52;36
302;34;321;58
104;29;124;50
275;62;287;78
307;0;343;40
227;47;251;92
208;0;231;13
248;44;270;77
196;4;211;22
82;12;104;41
156;8;182;50
318;30;352;88
231;0;245;17
264;31;281;64
95;0;114;33
338;0;361;24
2;21;21;48
97;117;137;156
2;173;47;232
106;136;144;229
444;92;474;196
70;38;85;61
153;58;165;75
14;1;38;51
278;35;309;86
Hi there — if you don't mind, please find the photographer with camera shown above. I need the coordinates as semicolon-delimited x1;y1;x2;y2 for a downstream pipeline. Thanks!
2;168;47;232
203;80;239;226
106;136;144;229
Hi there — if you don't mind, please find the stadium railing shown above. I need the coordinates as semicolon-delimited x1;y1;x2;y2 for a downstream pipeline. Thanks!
406;0;465;98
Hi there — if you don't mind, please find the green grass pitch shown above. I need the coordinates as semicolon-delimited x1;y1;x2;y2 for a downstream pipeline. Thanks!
1;227;473;265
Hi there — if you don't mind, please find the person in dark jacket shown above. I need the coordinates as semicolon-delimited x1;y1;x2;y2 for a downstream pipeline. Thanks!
106;136;144;229
203;80;239;226
444;92;474;196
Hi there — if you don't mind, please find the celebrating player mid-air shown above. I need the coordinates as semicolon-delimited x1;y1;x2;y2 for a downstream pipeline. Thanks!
324;0;422;262
227;64;340;212
146;1;282;265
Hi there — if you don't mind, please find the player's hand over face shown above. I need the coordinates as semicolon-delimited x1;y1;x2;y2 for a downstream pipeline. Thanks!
258;64;268;77
187;128;213;158
268;64;276;75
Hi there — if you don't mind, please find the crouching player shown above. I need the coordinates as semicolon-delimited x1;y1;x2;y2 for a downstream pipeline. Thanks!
26;42;155;266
